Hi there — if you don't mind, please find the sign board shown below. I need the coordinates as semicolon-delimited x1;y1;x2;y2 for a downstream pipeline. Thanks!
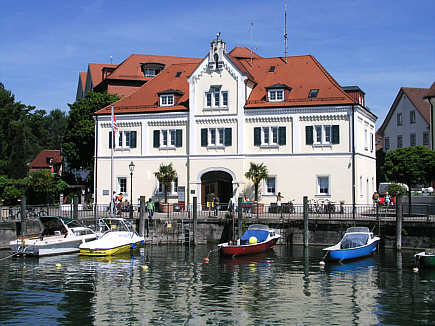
178;186;185;210
103;190;109;196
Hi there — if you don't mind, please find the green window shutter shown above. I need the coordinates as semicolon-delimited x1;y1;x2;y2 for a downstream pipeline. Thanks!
130;131;137;148
278;127;286;145
201;129;208;147
153;130;160;148
254;127;261;146
224;128;232;146
176;129;182;147
306;126;313;145
332;125;340;144
109;131;112;149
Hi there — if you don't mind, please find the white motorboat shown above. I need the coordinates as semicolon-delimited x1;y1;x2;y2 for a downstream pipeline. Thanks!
79;218;144;256
10;216;97;256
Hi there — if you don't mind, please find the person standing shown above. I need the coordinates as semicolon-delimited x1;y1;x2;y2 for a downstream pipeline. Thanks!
385;192;391;208
111;191;118;214
372;191;379;207
276;192;284;213
146;198;155;220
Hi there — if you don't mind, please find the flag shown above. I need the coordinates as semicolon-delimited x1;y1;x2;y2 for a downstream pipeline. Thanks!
111;105;117;134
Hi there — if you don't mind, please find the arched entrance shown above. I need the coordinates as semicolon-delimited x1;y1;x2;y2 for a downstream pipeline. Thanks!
201;171;233;209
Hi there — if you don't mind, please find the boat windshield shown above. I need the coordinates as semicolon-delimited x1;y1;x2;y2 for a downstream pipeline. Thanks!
345;227;369;233
98;218;132;233
340;234;369;249
248;224;269;230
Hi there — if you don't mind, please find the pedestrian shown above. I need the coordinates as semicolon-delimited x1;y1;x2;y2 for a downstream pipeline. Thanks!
146;198;155;220
111;191;117;214
276;192;284;213
116;193;123;214
214;196;220;216
243;195;250;215
372;191;379;207
385;192;391;208
228;197;234;213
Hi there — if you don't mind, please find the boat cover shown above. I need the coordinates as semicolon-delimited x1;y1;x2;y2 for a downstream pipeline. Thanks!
340;234;369;249
240;229;269;245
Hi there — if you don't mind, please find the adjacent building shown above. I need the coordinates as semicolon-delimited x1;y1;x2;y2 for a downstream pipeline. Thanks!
378;86;432;152
84;38;376;208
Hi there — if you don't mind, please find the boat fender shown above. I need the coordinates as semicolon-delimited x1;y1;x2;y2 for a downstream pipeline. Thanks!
141;265;149;271
319;261;326;266
412;267;419;272
131;243;135;249
204;258;209;264
249;236;258;244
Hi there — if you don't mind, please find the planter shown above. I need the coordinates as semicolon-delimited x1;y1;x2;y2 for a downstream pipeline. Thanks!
160;203;173;213
251;203;264;214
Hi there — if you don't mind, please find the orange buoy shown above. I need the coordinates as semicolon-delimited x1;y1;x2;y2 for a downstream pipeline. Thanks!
204;258;209;263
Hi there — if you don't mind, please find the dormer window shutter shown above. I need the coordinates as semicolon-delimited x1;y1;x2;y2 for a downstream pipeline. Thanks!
306;126;313;145
254;127;261;146
130;131;137;148
176;129;182;147
332;125;340;144
109;131;112;148
153;130;160;148
278;127;286;145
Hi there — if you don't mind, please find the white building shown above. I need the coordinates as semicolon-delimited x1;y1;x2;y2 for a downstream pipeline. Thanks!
92;38;377;208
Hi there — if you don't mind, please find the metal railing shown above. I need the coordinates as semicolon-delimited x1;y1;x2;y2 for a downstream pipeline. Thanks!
1;202;434;223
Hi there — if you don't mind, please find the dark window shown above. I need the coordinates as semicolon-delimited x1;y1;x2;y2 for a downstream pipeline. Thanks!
175;72;182;78
332;125;340;144
410;110;416;124
224;128;232;146
278;127;286;145
397;135;403;148
410;133;416;146
397;113;403;126
201;129;208;147
308;89;319;98
269;66;275;72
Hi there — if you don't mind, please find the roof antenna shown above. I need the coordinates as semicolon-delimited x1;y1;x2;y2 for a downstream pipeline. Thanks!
284;1;288;63
110;56;112;64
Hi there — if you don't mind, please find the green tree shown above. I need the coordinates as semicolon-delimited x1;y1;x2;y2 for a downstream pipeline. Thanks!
7;120;27;179
46;109;68;149
383;146;435;213
245;162;269;202
62;92;119;171
2;185;22;205
25;170;57;204
154;163;177;204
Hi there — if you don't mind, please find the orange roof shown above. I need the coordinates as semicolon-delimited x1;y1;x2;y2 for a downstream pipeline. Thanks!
103;54;201;83
229;46;262;60
240;55;355;108
424;81;435;99
79;72;87;87
29;150;62;168
402;87;430;123
88;63;118;87
95;63;198;115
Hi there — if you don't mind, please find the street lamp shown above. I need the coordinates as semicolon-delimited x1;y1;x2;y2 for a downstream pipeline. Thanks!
129;161;135;219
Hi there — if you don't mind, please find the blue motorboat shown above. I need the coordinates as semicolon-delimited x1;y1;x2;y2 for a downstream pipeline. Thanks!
322;227;380;262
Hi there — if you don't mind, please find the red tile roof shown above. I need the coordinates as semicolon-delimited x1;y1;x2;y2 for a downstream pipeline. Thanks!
424;82;435;99
95;63;198;115
239;55;355;108
29;150;62;168
102;54;201;83
229;46;262;60
402;87;430;123
88;63;118;88
79;72;87;87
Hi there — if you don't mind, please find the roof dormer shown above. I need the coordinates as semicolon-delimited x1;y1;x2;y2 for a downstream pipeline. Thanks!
157;89;184;107
141;63;165;77
265;83;291;102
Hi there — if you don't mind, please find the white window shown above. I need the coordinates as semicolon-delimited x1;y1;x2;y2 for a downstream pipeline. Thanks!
204;89;228;108
364;129;368;150
261;127;278;146
397;113;403;126
158;178;178;194
268;89;284;102
410;133;416;146
384;137;390;150
160;129;176;148
160;95;174;107
118;177;127;194
265;177;276;195
112;131;137;150
314;125;331;145
410;110;416;124
208;128;224;146
317;176;329;195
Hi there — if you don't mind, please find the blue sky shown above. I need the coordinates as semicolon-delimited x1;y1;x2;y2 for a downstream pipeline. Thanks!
1;0;434;128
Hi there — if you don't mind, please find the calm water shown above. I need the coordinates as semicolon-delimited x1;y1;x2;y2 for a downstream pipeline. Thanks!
0;245;434;326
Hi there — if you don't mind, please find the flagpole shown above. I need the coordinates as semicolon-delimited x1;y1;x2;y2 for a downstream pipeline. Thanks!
110;105;114;217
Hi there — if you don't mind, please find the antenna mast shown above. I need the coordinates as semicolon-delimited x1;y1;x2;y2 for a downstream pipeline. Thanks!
284;2;288;63
250;20;254;65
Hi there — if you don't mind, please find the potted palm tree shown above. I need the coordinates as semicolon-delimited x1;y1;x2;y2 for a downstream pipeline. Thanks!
154;163;177;213
245;162;268;214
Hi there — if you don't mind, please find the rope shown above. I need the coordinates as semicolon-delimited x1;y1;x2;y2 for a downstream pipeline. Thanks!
0;252;20;261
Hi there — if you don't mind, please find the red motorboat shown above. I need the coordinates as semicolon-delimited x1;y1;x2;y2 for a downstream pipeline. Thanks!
218;224;280;257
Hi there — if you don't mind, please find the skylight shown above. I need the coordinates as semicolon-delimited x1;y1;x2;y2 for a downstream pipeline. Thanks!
269;66;275;72
175;72;182;77
308;89;319;98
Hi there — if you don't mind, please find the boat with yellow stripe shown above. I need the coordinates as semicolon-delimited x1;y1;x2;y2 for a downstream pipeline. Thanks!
79;218;144;256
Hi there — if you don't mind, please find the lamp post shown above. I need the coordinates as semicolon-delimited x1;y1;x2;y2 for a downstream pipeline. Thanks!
129;161;135;219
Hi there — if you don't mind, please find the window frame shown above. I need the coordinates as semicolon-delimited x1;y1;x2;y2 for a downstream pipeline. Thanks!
260;126;279;147
157;178;179;195
314;125;332;145
268;89;284;102
264;176;276;195
410;110;416;124
316;176;330;196
423;132;429;146
159;129;177;149
397;135;403;148
111;130;137;150
204;89;228;109
410;133;416;146
384;137;390;150
207;128;225;147
118;177;127;194
160;94;174;107
397;112;403;126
